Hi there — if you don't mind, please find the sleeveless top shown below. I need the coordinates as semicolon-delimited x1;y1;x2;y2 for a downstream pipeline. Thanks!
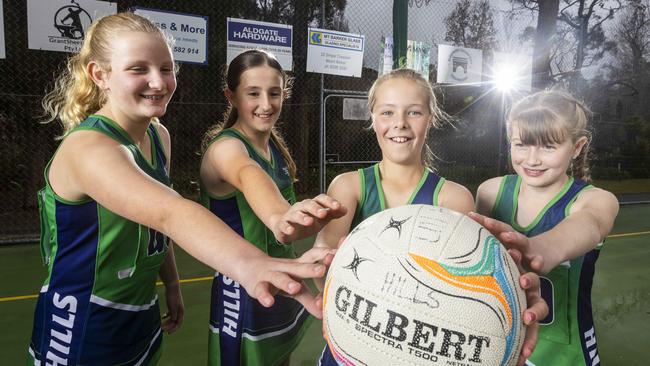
492;174;601;366
30;115;170;365
318;164;446;366
352;163;445;226
200;128;309;366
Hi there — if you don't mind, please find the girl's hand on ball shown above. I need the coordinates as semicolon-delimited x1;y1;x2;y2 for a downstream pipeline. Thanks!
468;212;545;273
508;250;549;365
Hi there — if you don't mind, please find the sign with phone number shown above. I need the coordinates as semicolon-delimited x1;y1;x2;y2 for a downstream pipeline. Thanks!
134;7;208;65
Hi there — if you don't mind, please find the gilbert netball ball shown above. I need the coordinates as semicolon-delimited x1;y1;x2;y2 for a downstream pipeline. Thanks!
323;205;525;366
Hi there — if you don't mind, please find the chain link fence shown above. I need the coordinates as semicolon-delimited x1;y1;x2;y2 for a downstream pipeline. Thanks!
1;0;648;243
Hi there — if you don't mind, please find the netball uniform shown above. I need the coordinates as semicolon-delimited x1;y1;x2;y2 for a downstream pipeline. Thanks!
319;164;445;366
491;175;601;366
28;115;170;366
200;128;311;366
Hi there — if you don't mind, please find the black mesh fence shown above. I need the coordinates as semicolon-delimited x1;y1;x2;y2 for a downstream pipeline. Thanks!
1;0;648;243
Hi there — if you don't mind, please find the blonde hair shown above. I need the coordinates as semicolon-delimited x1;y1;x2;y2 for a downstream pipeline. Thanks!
42;12;174;134
201;50;296;180
367;68;444;169
507;90;592;181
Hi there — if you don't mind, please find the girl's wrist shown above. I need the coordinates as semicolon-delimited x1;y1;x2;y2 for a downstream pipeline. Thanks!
164;279;180;290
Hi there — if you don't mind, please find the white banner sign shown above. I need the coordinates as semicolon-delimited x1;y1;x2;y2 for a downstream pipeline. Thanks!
227;17;293;70
0;1;5;59
379;36;431;76
493;51;532;91
27;0;116;53
379;36;394;75
306;28;364;77
134;8;208;65
437;44;483;84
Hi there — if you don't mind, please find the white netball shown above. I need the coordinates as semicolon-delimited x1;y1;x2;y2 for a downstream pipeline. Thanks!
323;205;526;366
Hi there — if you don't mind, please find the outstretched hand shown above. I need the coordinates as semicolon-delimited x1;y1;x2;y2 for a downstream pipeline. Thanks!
241;247;336;319
468;212;545;273
273;194;347;244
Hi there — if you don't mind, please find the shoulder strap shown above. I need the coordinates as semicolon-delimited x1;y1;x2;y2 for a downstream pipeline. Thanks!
352;164;381;227
148;123;168;169
527;178;591;236
491;175;519;225
411;170;445;205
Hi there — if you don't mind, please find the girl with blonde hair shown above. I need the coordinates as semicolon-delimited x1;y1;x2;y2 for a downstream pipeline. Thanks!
29;13;341;366
471;90;619;366
315;69;547;366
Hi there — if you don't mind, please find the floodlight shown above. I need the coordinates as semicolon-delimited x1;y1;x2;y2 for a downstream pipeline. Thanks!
493;65;516;92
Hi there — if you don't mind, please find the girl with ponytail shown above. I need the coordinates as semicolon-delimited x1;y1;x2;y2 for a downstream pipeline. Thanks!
199;50;345;366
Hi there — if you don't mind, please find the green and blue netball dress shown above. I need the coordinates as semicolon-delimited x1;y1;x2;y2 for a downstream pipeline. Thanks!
491;175;601;366
200;128;311;366
319;164;445;366
28;115;170;365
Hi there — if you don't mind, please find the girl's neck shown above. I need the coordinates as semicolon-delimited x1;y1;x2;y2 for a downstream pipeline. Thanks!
95;106;150;145
232;122;271;155
378;160;425;185
519;173;571;201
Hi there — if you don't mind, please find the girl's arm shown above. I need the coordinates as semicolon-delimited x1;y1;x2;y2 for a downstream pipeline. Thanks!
159;243;184;334
155;123;184;334
527;188;618;273
53;130;334;318
438;179;475;214
475;177;503;217
202;137;345;243
473;181;619;274
312;171;360;291
312;172;360;250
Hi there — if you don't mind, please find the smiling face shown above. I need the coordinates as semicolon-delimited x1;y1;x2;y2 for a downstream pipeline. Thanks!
371;77;432;166
93;31;176;125
510;124;586;189
226;65;284;135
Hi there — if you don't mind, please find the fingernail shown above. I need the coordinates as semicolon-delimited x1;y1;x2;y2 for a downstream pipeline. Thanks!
288;282;298;292
525;312;536;323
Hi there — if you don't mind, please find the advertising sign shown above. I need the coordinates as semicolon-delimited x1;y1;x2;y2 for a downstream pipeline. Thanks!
227;17;292;70
27;0;116;53
134;8;208;64
437;44;483;84
306;28;364;77
379;36;431;76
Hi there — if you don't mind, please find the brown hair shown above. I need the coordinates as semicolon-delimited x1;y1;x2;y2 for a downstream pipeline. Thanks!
367;68;444;169
507;90;593;182
42;12;174;135
201;50;296;180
